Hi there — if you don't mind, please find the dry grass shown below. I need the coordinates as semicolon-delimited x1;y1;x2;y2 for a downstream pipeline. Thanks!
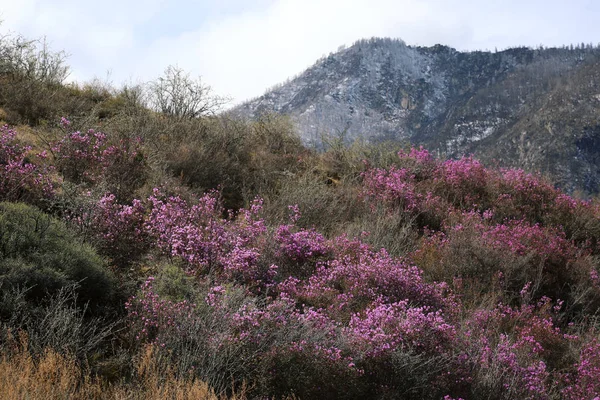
10;123;56;156
0;341;246;400
0;344;95;400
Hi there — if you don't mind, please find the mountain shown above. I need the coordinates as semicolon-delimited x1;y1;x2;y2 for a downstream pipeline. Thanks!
233;38;600;195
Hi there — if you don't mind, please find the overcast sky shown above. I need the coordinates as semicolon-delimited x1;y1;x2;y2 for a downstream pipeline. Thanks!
1;0;599;105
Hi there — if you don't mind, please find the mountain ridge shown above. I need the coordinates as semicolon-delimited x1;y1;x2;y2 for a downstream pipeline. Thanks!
233;38;600;194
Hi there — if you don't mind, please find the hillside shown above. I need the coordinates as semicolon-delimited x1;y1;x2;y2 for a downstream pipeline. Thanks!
1;29;600;400
235;38;600;194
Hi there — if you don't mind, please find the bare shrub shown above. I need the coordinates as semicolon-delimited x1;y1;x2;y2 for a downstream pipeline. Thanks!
0;30;70;124
0;33;69;85
0;285;116;361
148;65;228;120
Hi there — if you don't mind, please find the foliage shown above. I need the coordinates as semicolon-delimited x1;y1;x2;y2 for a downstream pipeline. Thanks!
0;125;55;204
0;29;74;124
0;202;115;308
52;119;147;201
5;25;600;398
152;113;306;210
3;111;600;398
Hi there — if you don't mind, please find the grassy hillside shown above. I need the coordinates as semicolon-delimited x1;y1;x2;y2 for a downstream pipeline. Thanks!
0;29;600;399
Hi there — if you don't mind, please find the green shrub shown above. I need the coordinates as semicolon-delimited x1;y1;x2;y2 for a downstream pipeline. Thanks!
143;114;306;210
154;262;197;302
0;202;115;309
342;206;419;257
263;172;364;236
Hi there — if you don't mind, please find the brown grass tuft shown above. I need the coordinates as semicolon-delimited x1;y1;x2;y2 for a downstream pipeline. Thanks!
0;341;245;400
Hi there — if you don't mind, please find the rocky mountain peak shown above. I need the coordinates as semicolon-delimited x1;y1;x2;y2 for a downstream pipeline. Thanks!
233;38;600;194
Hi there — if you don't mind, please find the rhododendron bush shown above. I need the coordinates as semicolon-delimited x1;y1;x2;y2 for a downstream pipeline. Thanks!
0;125;55;203
52;118;146;201
3;121;600;399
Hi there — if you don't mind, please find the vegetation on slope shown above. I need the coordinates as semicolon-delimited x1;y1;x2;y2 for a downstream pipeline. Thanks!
0;27;599;399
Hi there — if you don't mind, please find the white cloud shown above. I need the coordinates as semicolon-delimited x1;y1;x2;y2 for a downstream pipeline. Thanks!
1;0;599;105
135;0;456;104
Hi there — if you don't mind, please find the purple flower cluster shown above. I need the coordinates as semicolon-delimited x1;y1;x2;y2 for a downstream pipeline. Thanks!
125;276;196;344
93;193;148;264
347;299;455;357
0;125;55;202
123;191;461;392
362;166;420;211
52;122;144;190
563;339;600;399
280;236;452;319
145;189;227;271
274;223;330;263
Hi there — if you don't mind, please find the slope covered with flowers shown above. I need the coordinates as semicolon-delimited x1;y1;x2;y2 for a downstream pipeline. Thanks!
0;119;599;399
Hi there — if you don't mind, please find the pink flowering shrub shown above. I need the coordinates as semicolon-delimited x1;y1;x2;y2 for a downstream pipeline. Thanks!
52;121;146;200
126;192;462;398
362;148;599;238
274;224;330;264
280;236;453;319
473;333;551;399
492;168;559;223
346;299;455;358
395;146;438;180
412;210;598;310
63;190;150;268
0;125;55;203
444;296;578;400
90;193;149;266
52;128;108;183
361;147;455;230
145;189;227;271
145;190;278;289
363;151;489;214
362;166;420;212
272;205;332;278
436;156;489;208
126;277;361;397
563;339;600;399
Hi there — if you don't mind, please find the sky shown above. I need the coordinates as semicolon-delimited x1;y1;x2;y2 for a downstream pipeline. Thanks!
1;0;599;106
